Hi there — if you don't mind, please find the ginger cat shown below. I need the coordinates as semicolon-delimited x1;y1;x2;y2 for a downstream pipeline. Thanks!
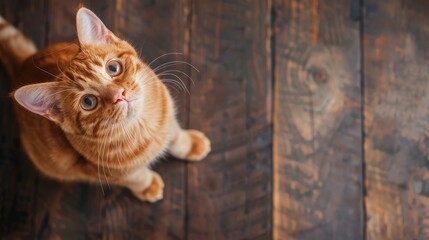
0;7;210;202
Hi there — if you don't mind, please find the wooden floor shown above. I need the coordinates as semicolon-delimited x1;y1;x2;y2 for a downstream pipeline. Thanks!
1;0;429;239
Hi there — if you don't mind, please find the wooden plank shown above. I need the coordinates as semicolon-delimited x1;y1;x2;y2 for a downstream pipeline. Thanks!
0;0;48;238
364;1;429;239
186;1;273;239
273;0;363;239
104;0;190;239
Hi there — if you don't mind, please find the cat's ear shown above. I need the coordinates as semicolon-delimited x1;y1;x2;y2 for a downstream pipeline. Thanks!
14;83;64;123
76;7;117;46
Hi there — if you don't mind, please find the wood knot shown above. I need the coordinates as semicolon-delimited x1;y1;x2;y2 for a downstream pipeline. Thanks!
418;132;429;157
309;67;329;84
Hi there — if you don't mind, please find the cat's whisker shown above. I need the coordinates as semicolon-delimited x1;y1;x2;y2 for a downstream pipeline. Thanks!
160;79;184;94
122;123;136;144
118;124;129;153
101;120;111;189
97;123;105;196
56;60;75;83
160;78;190;95
138;47;143;59
139;75;177;92
152;60;199;74
146;52;183;69
98;118;113;193
120;135;133;163
137;72;184;94
114;124;124;170
119;123;137;175
157;72;190;95
136;69;162;84
162;83;181;93
31;57;68;82
71;42;92;58
142;120;153;138
106;124;114;177
43;89;74;100
160;69;195;86
137;78;163;91
139;77;158;86
43;91;76;110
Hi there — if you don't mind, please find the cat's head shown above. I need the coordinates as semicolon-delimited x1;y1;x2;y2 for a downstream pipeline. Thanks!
14;8;157;135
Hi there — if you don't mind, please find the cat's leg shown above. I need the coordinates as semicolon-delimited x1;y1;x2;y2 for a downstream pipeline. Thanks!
168;119;211;161
66;161;164;202
120;166;164;202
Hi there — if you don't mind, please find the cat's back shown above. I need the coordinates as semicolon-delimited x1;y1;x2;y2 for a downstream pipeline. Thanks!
13;42;79;88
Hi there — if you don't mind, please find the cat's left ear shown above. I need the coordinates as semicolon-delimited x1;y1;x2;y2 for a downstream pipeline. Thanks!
13;82;64;124
76;7;118;46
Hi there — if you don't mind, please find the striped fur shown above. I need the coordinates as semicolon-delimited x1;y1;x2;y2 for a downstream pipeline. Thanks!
1;8;210;202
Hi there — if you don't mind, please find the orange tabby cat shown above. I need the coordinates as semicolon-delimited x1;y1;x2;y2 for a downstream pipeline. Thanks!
0;7;210;202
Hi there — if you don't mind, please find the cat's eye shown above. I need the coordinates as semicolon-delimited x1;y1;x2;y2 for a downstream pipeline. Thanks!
106;59;122;76
80;94;98;111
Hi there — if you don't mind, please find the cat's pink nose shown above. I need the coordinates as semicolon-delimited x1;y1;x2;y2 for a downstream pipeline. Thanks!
106;85;126;103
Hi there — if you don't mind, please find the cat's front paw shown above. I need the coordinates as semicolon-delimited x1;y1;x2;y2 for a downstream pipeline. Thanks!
185;130;211;161
133;172;164;203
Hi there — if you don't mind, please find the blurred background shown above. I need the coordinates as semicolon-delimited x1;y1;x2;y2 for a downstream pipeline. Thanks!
1;0;428;240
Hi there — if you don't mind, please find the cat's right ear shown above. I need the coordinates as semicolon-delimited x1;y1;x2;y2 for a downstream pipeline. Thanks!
13;83;64;124
76;7;117;46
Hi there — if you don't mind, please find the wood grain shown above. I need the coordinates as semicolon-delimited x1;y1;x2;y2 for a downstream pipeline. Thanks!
364;0;429;239
273;0;363;239
186;1;273;239
0;0;49;238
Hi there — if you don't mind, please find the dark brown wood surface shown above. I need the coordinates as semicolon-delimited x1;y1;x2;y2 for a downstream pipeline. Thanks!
3;0;429;240
1;1;48;239
364;0;429;239
187;0;272;239
273;0;363;239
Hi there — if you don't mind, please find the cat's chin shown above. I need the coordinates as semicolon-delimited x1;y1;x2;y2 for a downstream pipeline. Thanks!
113;101;139;124
126;100;141;119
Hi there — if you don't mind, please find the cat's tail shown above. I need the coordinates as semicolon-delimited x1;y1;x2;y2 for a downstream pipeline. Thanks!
0;16;37;77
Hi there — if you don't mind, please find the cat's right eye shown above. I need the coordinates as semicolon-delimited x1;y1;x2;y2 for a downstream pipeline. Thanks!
106;59;122;76
80;94;98;111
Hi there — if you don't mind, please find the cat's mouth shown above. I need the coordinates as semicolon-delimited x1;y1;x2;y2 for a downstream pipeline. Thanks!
109;101;130;123
110;97;140;124
122;99;138;119
125;98;140;117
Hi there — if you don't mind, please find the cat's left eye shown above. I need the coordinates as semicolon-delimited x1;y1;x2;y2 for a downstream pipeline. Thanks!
106;59;122;76
80;94;98;111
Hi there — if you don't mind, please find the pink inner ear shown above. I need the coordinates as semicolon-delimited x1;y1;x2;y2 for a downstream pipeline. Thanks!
14;84;64;123
76;8;112;45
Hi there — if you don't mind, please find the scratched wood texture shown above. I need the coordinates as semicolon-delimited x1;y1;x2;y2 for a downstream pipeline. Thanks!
273;0;363;239
0;1;48;239
186;0;273;239
363;0;429;239
3;0;429;240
